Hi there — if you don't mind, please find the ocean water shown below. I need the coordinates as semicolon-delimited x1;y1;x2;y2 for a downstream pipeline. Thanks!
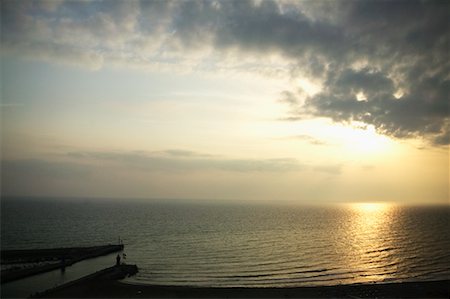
1;197;449;287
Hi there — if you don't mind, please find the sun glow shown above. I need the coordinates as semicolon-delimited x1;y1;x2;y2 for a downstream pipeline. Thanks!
279;119;397;165
327;123;394;157
298;79;322;97
353;202;391;213
298;120;394;157
356;91;367;102
393;89;404;99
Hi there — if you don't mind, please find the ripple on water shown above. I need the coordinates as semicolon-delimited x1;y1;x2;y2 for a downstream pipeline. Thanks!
2;199;449;287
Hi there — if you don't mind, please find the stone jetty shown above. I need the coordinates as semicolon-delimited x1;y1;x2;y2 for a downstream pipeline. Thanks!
1;244;124;283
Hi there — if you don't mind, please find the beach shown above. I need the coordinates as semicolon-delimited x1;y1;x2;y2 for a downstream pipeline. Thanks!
36;279;450;298
34;265;449;298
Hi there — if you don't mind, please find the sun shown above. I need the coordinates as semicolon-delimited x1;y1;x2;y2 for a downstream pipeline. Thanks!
340;125;393;156
306;121;394;157
285;119;397;164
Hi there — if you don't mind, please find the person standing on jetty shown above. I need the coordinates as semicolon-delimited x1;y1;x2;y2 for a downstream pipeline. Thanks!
116;254;121;266
60;255;66;273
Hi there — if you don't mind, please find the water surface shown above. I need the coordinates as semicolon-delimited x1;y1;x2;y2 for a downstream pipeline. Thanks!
1;198;449;288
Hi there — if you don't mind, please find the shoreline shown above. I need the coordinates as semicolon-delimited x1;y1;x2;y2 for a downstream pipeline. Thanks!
35;265;449;298
111;280;450;298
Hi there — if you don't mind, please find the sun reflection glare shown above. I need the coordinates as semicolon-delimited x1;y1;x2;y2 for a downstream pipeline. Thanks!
353;202;391;213
344;202;396;283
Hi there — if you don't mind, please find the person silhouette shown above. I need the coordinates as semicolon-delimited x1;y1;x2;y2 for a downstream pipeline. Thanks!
60;255;66;273
116;254;121;266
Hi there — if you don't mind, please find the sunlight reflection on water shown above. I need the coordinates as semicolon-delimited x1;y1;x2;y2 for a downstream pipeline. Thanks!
2;198;449;287
347;203;396;283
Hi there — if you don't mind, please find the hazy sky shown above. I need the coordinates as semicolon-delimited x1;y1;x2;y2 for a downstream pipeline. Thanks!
1;0;448;204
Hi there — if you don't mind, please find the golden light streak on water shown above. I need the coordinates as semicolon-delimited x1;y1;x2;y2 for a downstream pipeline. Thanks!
340;202;397;283
3;199;450;287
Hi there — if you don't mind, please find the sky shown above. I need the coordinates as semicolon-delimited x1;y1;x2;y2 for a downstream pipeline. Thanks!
1;0;448;204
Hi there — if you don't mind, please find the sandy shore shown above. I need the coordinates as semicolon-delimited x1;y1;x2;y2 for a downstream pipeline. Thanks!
46;280;450;298
35;265;449;298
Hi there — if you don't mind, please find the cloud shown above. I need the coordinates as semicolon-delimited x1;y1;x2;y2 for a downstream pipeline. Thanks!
2;159;90;179
1;159;91;195
1;149;343;199
161;149;215;158
66;148;342;175
312;165;342;175
67;150;304;173
279;90;302;107
2;0;448;144
2;40;104;70
275;1;449;145
284;134;329;146
287;66;449;145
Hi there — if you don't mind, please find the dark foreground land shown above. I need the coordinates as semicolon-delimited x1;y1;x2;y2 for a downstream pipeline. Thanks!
35;264;449;298
1;245;123;283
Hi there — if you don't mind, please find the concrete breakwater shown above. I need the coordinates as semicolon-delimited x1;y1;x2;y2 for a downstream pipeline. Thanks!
1;244;124;283
32;264;138;298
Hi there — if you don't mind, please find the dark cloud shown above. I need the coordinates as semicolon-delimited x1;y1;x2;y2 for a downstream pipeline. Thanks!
2;0;448;144
297;67;449;144
212;1;345;59
273;1;450;145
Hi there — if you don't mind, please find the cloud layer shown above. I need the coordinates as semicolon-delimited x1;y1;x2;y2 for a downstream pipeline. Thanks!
2;0;449;144
65;149;338;173
1;149;342;199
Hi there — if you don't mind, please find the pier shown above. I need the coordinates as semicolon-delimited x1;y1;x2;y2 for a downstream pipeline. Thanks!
1;244;124;283
33;264;138;298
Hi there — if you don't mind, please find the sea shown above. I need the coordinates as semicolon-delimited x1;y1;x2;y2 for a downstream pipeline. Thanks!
1;197;449;289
